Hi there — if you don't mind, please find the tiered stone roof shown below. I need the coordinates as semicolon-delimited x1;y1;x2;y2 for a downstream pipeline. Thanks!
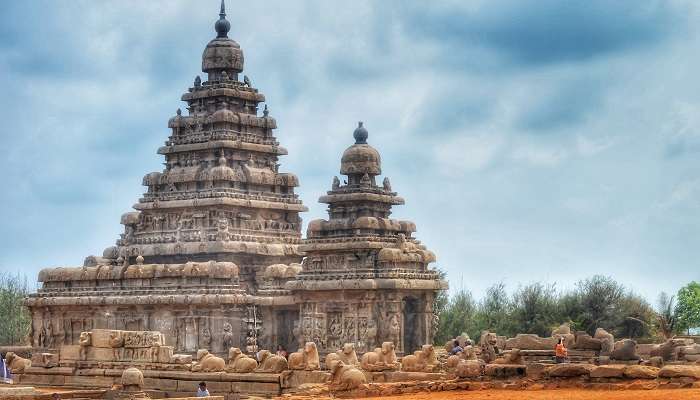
288;123;443;289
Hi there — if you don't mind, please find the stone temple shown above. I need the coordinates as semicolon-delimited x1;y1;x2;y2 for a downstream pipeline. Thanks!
24;1;446;358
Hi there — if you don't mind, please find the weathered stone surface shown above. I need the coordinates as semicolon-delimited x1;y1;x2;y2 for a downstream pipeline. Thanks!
484;364;527;378
30;352;58;368
288;342;320;371
594;328;615;356
526;363;548;380
658;365;700;379
360;342;399;372
455;360;482;378
192;349;226;372
5;352;31;373
401;344;439;372
590;364;626;378
548;363;594;377
624;365;660;379
505;334;557;350
610;339;639;361
573;331;602;350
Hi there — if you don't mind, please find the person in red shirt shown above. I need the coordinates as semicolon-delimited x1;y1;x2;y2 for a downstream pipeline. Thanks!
555;337;568;363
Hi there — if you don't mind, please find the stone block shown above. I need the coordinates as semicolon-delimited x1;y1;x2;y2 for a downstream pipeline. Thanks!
659;365;700;379
90;329;122;348
171;353;193;364
76;368;106;376
284;370;330;388
455;360;482;378
142;377;178;391
624;365;659;379
526;363;548;380
30;352;59;368
87;347;116;361
157;346;174;363
64;374;115;387
59;345;80;361
590;365;625;378
505;334;558;350
484;364;526;378
232;381;280;395
17;373;66;386
22;366;75;376
548;363;593;377
384;371;446;382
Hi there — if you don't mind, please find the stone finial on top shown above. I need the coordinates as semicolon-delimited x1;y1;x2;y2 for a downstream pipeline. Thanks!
263;104;269;117
215;0;231;38
353;121;368;144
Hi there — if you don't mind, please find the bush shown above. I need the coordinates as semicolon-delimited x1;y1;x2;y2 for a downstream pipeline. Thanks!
0;272;31;345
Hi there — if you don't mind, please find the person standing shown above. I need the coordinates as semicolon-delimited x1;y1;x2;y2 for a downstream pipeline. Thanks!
555;337;568;363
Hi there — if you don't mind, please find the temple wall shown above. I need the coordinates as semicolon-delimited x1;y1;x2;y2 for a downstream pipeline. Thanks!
292;289;437;355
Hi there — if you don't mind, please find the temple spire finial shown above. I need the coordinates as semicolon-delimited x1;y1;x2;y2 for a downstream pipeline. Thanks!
353;121;368;144
215;0;231;38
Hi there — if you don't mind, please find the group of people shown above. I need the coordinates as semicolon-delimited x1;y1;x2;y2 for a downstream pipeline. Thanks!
197;344;289;397
447;337;569;364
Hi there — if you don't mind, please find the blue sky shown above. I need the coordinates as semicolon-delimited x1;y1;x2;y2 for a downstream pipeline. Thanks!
0;1;698;301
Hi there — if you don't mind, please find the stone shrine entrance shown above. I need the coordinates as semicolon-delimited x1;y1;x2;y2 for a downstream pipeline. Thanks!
403;296;420;354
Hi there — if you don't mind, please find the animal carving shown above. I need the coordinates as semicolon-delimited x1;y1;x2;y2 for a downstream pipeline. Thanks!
446;346;479;370
191;349;226;372
360;342;399;371
326;343;359;369
480;331;499;364
79;331;92;361
5;352;31;373
328;360;367;391
288;342;320;371
226;347;257;373
494;348;525;365
256;350;288;373
401;344;439;372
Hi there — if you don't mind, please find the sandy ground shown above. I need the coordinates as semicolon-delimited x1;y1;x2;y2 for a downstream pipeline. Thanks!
359;389;700;400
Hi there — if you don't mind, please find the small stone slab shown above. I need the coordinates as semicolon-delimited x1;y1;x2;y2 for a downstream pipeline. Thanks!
590;364;625;378
548;363;593;377
624;365;659;379
659;365;700;379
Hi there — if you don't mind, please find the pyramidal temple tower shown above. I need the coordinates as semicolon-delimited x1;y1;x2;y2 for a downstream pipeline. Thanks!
287;123;446;355
26;2;307;354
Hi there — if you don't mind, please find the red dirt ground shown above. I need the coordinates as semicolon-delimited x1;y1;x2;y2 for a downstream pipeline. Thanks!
360;389;700;400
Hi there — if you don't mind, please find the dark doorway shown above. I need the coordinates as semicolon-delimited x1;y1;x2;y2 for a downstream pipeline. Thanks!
402;297;420;354
276;310;298;354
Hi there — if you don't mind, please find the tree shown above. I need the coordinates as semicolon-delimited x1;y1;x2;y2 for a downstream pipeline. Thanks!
510;282;560;337
432;269;450;342
475;282;514;337
572;275;625;335
0;273;31;345
436;289;478;343
676;281;700;334
615;292;654;339
656;292;678;339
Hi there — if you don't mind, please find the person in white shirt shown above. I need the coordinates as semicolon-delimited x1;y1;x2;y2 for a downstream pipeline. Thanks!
197;382;210;397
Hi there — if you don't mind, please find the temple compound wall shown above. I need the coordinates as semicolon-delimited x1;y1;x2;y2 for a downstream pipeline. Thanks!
23;1;445;360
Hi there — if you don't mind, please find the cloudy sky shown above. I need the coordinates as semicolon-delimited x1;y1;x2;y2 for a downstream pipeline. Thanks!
0;1;698;300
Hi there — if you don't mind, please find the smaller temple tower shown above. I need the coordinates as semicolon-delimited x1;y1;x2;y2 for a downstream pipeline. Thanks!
287;122;447;355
